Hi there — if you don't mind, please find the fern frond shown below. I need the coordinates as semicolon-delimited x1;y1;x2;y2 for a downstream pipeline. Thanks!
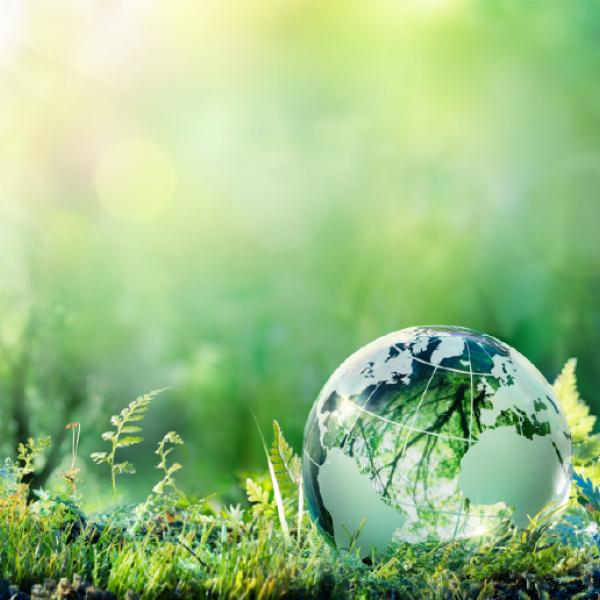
151;430;186;501
91;388;168;502
246;477;270;505
16;436;52;480
554;359;600;484
573;471;600;512
270;420;301;497
251;413;290;537
554;359;595;443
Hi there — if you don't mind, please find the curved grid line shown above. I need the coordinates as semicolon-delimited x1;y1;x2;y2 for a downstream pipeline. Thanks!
304;335;502;459
407;353;496;377
395;365;439;467
467;340;474;447
342;398;471;443
342;381;383;448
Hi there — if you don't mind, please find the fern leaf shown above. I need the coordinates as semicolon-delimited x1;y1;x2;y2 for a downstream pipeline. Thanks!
554;359;595;443
116;436;144;448
164;431;184;445
167;463;182;475
554;358;600;480
123;415;145;422
90;452;108;464
114;462;136;475
121;426;143;434
246;477;269;505
270;420;301;496
573;471;600;512
251;413;289;536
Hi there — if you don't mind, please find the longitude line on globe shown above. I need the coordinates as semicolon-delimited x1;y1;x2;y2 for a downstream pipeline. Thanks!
410;355;492;378
452;338;476;542
341;381;384;451
395;365;439;467
477;340;496;366
467;340;475;447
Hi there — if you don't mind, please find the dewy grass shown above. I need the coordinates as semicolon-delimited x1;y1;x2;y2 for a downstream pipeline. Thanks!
1;360;600;598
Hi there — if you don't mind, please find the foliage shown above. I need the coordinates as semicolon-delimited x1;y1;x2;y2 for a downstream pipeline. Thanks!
245;476;274;518
152;431;185;499
90;389;166;502
2;363;600;598
270;419;304;536
270;420;302;496
16;436;52;481
554;359;600;482
63;422;82;497
251;414;290;539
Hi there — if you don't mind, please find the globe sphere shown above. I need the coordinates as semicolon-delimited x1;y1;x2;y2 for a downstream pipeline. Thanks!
303;326;571;556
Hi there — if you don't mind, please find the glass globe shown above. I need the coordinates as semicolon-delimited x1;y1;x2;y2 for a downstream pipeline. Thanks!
303;326;572;556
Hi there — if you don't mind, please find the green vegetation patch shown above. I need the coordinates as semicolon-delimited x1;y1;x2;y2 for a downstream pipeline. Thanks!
1;360;600;599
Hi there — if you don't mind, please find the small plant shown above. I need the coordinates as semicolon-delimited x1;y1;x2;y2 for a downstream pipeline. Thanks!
16;435;52;483
246;476;275;518
270;420;304;537
62;422;81;496
152;430;186;501
246;419;304;538
91;388;166;502
2;360;600;599
554;358;600;483
251;415;292;538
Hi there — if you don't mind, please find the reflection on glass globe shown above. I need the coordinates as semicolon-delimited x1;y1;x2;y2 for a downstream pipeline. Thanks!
303;326;572;556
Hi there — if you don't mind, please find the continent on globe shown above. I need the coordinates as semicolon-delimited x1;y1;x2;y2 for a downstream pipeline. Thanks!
302;326;572;556
317;448;406;556
458;427;566;528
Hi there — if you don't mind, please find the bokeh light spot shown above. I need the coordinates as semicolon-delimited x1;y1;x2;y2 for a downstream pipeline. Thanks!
95;139;176;222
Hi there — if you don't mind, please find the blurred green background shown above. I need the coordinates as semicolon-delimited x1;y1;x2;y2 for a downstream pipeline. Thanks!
1;0;600;506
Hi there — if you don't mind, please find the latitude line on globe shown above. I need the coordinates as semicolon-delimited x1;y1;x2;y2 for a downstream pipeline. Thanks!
342;398;471;442
304;340;496;456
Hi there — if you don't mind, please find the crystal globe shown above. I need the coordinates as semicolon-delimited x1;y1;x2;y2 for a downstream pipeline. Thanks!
303;326;572;555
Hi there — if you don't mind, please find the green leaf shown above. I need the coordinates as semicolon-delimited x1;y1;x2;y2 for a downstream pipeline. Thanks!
554;358;600;481
251;413;289;536
90;452;108;464
554;359;595;442
121;426;143;434
123;414;145;422
246;477;270;505
164;431;184;445
270;420;302;496
167;463;183;475
114;462;136;475
91;388;169;502
116;436;144;448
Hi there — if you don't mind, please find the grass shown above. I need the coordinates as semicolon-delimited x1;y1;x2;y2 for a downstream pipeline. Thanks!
1;475;597;600
1;361;600;599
